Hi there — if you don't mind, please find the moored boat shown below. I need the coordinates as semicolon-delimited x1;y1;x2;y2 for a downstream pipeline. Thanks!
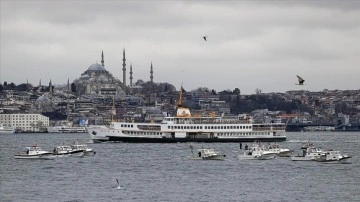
15;145;54;159
0;124;15;134
88;86;287;143
47;126;87;133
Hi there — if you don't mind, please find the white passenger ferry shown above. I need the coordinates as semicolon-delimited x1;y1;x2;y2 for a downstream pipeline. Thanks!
47;126;87;133
87;87;287;143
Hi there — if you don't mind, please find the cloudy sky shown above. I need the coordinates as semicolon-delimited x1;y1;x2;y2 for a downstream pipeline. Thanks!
1;1;359;94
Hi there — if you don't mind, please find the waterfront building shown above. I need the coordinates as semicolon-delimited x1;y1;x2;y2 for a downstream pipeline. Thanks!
0;113;49;132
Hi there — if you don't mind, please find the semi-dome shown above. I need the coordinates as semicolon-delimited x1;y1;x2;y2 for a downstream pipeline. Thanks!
87;63;106;71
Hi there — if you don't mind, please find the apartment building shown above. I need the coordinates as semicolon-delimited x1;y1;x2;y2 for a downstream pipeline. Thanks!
0;114;49;132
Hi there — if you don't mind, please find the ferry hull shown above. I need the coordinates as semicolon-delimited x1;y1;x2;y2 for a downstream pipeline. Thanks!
107;136;287;143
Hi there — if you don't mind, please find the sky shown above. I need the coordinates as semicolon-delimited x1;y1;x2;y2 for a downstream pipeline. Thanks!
1;0;360;94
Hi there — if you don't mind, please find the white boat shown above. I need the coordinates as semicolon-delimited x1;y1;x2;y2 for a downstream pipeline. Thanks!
239;144;277;160
15;145;54;159
87;86;287;143
314;150;351;163
0;124;15;133
291;146;324;161
188;147;225;160
266;143;292;157
70;141;96;156
301;141;315;149
52;145;85;157
47;125;87;133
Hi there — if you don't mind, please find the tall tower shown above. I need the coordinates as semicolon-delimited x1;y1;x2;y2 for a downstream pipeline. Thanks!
49;79;52;93
129;64;133;88
122;49;126;89
39;79;42;87
101;50;105;67
150;62;154;92
67;78;70;92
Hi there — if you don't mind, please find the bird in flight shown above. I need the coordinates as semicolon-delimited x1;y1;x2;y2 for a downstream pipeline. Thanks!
296;75;305;85
203;36;207;41
116;179;123;190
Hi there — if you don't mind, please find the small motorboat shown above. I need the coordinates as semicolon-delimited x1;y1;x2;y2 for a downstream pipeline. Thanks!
266;143;292;157
239;144;277;160
15;145;54;159
314;150;351;163
52;145;85;157
188;146;225;160
291;146;323;161
71;141;96;156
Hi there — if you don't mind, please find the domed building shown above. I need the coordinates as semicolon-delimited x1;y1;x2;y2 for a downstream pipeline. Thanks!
73;51;125;97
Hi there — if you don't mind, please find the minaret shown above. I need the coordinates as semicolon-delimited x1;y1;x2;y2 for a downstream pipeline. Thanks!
150;62;154;91
101;50;105;67
122;49;126;88
67;78;70;92
129;64;133;88
39;79;42;87
49;79;52;93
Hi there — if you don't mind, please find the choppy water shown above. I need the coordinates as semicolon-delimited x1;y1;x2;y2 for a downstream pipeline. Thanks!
1;132;359;202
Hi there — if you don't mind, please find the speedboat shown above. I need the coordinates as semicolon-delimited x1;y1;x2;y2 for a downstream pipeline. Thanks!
291;146;323;161
15;145;54;159
314;150;351;163
239;144;277;160
71;141;96;156
188;147;225;160
266;143;292;157
52;145;85;157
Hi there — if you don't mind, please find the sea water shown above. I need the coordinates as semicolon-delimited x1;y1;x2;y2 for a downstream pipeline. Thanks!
1;132;359;202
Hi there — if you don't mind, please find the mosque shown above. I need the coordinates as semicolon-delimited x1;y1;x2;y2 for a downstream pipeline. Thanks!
72;50;154;97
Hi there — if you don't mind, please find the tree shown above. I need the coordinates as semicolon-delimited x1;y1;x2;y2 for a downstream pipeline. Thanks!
16;83;29;91
233;88;240;95
71;83;76;93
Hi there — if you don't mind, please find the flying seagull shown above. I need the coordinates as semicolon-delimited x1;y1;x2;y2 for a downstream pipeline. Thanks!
296;75;305;85
203;36;207;41
116;179;122;190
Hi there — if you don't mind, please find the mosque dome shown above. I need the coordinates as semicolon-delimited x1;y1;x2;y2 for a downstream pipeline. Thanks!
87;63;106;71
36;95;50;103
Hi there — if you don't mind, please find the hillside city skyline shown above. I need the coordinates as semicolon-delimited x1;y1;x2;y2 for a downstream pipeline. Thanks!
1;1;360;94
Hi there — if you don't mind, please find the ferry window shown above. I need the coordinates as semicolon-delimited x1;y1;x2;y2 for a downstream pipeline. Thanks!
205;126;208;129
211;126;214;129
